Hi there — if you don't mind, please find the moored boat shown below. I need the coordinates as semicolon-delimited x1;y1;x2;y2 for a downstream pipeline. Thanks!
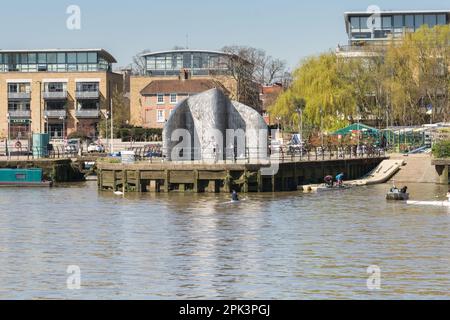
0;168;53;187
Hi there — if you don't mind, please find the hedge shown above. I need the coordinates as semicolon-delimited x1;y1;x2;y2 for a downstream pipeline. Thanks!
432;140;450;158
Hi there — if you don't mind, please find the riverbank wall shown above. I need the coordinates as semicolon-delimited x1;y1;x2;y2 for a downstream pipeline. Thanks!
97;157;386;193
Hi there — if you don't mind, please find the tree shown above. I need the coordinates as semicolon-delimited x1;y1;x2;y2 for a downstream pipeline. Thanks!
270;53;356;133
221;45;288;85
131;49;151;76
98;88;130;139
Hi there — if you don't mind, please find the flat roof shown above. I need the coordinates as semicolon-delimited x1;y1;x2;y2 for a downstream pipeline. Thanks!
345;10;450;18
141;49;234;58
0;48;117;63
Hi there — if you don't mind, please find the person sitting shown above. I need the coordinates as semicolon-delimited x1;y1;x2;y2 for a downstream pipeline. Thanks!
231;190;239;202
401;186;408;194
324;175;334;187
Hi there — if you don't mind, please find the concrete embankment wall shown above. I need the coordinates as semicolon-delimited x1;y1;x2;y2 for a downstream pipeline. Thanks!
389;154;447;184
98;157;386;193
0;159;85;182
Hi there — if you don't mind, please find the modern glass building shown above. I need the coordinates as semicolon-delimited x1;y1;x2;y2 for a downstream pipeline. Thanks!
345;10;450;45
0;49;122;141
143;50;233;77
0;49;116;73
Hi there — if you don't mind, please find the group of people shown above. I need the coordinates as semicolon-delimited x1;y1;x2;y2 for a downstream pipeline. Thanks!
390;185;408;194
324;173;345;188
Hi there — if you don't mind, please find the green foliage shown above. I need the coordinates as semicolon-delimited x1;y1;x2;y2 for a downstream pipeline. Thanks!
67;131;90;141
270;25;450;132
432;140;450;158
98;87;130;138
117;127;162;142
270;53;354;133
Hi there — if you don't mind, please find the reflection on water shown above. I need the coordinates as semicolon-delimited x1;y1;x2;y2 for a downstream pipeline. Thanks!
0;182;449;299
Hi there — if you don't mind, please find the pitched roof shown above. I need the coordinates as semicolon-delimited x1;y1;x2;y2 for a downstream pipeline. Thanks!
140;79;227;95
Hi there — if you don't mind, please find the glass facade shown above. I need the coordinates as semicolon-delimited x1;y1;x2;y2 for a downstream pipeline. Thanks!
348;12;448;41
145;51;231;76
0;51;113;73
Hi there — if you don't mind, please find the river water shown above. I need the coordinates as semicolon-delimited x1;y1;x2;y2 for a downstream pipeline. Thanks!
0;182;449;300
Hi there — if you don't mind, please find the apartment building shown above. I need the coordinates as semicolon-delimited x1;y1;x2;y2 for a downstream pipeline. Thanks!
130;49;258;129
0;49;123;140
337;10;450;57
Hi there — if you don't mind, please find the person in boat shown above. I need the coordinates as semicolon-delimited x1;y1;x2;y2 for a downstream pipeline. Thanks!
336;173;345;187
231;190;239;202
401;186;408;194
324;175;334;187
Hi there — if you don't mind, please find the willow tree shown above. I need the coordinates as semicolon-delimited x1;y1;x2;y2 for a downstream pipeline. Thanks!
270;53;356;133
384;25;450;125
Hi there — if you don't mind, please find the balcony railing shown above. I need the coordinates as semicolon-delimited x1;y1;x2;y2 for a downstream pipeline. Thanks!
8;110;31;118
75;91;100;100
8;92;31;100
76;109;100;118
43;91;68;100
45;110;67;118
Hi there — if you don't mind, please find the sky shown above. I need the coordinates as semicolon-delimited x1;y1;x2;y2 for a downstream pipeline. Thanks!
0;0;449;71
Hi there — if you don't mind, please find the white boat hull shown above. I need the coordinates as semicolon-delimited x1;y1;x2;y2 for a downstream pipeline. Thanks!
407;201;450;207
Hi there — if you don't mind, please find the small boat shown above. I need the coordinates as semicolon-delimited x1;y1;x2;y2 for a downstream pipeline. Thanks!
315;184;352;192
407;200;450;207
0;168;52;187
386;192;409;201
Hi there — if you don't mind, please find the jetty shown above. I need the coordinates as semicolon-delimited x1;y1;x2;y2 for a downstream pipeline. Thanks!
97;157;386;193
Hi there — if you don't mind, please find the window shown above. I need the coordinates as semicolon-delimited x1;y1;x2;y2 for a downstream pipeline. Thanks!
170;93;177;104
350;17;360;31
382;16;392;29
415;15;424;29
424;14;437;28
157;94;164;104
87;52;97;63
157;110;165;123
57;53;66;63
437;14;446;25
393;15;403;28
359;17;369;30
405;15;414;29
77;52;88;64
67;53;77;63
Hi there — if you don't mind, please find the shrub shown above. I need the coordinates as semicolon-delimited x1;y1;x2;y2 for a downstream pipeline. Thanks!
432;140;450;158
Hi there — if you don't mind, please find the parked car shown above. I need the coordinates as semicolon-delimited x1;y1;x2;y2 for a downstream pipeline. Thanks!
65;139;80;154
144;150;163;158
87;143;105;153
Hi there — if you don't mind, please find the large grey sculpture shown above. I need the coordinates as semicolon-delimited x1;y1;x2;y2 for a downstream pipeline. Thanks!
163;89;268;162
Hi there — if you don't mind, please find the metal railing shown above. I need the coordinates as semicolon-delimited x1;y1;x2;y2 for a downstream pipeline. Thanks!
45;110;67;118
43;91;68;100
75;91;99;99
8;92;31;99
75;109;100;118
8;110;31;118
123;145;386;164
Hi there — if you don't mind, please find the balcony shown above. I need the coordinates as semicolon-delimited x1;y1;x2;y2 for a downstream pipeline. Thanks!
8;92;31;100
43;91;68;100
45;110;67;119
75;91;100;100
76;109;100;118
8;110;31;118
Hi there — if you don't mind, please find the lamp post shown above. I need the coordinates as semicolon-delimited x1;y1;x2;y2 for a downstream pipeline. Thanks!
44;115;49;136
319;107;324;148
110;98;114;154
59;116;65;140
105;111;110;153
295;98;306;159
6;113;10;159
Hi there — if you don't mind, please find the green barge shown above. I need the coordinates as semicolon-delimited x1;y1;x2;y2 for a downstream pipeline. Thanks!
0;168;53;187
